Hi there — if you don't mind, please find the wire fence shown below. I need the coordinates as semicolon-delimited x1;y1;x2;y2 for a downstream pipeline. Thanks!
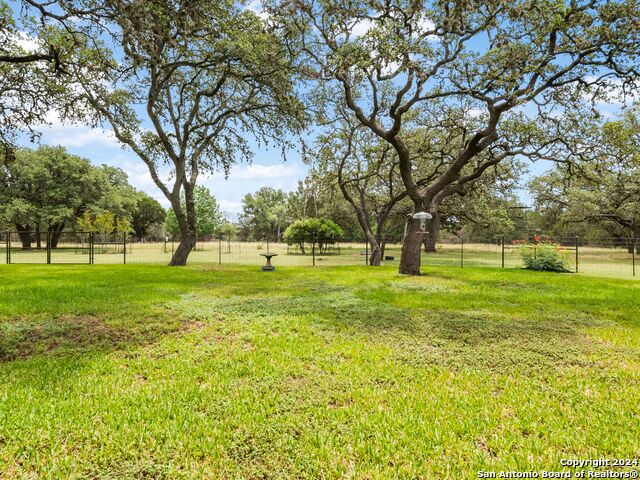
1;231;637;280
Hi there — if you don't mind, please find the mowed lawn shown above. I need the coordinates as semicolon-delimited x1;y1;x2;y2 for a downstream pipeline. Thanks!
0;265;639;479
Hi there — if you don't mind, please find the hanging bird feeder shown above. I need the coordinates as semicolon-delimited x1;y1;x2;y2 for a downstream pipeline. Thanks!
412;211;432;232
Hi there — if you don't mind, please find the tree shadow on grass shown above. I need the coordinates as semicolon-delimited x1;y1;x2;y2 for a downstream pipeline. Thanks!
0;312;186;362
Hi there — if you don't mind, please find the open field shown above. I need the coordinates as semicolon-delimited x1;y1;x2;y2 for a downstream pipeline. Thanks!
2;240;637;280
1;264;639;478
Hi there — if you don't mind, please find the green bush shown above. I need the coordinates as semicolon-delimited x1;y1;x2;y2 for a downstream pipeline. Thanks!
283;218;343;254
521;243;571;272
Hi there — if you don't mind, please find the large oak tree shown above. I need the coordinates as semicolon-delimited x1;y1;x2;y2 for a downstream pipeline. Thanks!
56;0;305;265
272;0;640;274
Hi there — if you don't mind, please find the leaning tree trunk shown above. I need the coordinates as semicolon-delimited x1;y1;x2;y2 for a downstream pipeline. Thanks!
399;215;423;275
170;234;196;266
422;211;440;253
15;224;31;249
168;190;198;266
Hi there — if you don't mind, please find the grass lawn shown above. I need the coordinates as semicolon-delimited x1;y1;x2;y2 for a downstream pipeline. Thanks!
0;264;639;478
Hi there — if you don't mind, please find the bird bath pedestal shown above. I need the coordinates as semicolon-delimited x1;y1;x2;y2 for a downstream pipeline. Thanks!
260;252;278;271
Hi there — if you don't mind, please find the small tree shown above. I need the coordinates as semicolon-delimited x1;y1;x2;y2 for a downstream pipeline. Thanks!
93;212;115;242
283;218;343;254
219;222;239;253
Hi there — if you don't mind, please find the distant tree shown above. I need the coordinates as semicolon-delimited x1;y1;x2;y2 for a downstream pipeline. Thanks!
283;218;343;254
131;193;165;241
115;216;133;236
93;212;115;240
218;222;239;239
530;106;640;252
240;187;290;241
164;186;223;240
0;145;107;248
218;221;239;253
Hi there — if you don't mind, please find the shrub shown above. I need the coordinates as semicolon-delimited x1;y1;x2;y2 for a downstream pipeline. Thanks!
283;218;344;254
521;243;571;272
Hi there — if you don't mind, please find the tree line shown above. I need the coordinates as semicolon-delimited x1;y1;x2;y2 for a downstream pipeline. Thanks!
0;146;166;247
1;0;639;273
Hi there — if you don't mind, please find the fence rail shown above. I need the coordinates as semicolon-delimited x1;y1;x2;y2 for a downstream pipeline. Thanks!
1;231;637;280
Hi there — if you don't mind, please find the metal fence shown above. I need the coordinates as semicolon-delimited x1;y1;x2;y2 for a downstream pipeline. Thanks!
1;231;637;280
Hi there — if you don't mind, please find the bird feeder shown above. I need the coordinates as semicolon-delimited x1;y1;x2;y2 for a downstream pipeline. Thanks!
412;211;432;232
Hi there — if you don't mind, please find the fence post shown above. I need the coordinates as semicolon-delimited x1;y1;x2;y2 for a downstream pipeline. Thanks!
365;239;369;266
46;230;51;264
90;232;94;264
460;237;464;268
123;233;127;264
312;234;316;267
633;238;636;277
218;236;222;265
5;232;9;264
501;236;505;269
575;236;579;273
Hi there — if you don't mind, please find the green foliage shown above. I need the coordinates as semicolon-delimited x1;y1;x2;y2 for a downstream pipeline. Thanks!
239;187;290;240
76;211;96;233
283;218;343;243
0;146;108;232
131;193;165;239
93;212;115;237
218;222;239;239
283;217;343;253
164;186;223;239
115;217;134;236
521;243;571;273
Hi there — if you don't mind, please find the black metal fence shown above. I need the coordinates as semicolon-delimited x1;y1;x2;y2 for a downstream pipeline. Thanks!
1;231;637;280
2;231;128;265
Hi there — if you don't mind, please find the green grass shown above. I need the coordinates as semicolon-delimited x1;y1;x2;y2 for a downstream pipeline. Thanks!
0;264;639;479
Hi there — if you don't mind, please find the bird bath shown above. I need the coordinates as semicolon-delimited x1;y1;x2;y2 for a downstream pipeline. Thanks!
260;252;278;271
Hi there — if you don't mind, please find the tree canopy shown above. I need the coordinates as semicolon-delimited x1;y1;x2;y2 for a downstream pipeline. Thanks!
271;0;640;274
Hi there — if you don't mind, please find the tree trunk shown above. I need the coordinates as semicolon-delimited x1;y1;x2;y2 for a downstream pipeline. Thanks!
167;184;198;266
369;243;382;266
422;211;440;253
36;223;42;249
399;215;423;275
170;235;196;266
49;223;64;248
15;224;31;249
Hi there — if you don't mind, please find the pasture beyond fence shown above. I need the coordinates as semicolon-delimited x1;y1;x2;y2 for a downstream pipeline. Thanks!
1;231;637;280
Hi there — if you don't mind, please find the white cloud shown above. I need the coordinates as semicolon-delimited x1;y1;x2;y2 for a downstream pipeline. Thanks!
225;163;303;180
14;31;42;52
350;18;373;37
36;112;121;149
